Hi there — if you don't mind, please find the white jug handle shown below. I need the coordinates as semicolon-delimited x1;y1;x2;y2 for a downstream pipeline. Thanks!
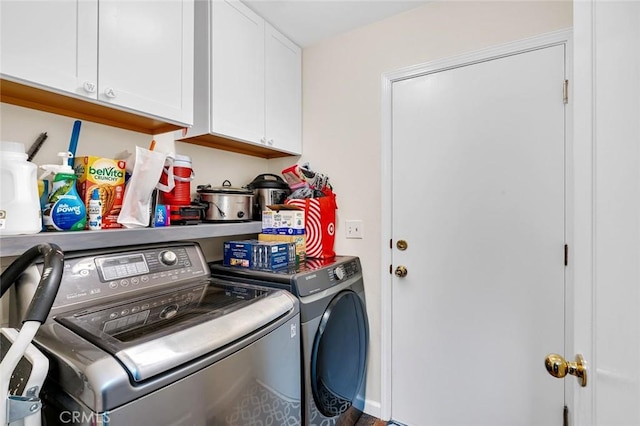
157;157;176;193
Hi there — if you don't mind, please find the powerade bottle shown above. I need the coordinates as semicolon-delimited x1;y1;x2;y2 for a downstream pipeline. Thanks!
41;152;86;231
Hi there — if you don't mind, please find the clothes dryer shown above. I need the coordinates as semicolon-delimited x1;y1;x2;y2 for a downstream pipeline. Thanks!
210;256;369;426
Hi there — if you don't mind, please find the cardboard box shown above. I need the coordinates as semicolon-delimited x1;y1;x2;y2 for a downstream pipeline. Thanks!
223;240;295;270
258;233;306;263
153;205;171;227
262;205;305;235
74;157;126;229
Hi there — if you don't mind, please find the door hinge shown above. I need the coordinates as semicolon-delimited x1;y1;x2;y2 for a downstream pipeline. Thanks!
563;405;568;426
564;244;569;266
563;80;569;104
389;264;393;274
390;238;393;249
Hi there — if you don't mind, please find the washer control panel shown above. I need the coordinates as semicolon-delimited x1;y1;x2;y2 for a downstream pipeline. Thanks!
46;243;209;312
95;247;192;282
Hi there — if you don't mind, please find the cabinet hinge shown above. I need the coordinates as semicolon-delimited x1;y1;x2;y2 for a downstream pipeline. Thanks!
389;265;393;274
564;244;569;266
563;80;569;104
563;405;568;426
390;238;393;249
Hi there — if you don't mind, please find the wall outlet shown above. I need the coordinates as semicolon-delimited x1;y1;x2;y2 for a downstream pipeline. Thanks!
345;220;364;239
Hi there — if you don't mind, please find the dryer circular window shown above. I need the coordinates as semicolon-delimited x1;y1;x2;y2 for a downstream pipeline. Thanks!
311;289;369;417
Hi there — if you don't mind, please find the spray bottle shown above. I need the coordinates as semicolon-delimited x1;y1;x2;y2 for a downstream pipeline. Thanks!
40;152;86;231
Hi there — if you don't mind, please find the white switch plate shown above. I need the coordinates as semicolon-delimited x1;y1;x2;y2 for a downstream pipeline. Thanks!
345;220;364;239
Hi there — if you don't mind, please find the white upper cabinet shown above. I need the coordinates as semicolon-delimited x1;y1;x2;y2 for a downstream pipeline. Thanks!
0;1;97;97
265;23;302;155
182;0;301;158
97;1;194;125
0;0;194;127
211;0;265;144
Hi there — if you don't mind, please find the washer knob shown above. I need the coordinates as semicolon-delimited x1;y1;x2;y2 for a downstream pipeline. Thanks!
159;250;178;265
160;304;179;319
334;266;346;280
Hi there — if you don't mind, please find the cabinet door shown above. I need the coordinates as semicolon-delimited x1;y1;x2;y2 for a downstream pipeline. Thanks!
265;24;302;155
211;0;265;144
98;0;194;126
0;0;97;98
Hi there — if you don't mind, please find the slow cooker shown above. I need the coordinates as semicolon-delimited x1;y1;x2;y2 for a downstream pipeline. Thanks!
196;181;253;222
247;173;291;220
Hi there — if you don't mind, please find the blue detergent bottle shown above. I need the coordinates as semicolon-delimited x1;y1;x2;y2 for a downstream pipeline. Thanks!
41;152;86;231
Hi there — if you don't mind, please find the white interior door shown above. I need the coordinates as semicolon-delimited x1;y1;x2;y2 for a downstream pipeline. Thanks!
572;1;640;424
390;43;567;425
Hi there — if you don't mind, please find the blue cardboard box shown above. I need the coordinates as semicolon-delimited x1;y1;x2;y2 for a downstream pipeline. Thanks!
223;240;295;269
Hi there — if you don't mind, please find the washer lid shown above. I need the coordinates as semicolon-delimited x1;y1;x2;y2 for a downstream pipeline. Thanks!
57;283;296;382
310;290;369;417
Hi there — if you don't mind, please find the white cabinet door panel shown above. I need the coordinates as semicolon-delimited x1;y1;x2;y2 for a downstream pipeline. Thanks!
265;23;302;155
0;0;97;98
211;0;265;144
98;0;193;124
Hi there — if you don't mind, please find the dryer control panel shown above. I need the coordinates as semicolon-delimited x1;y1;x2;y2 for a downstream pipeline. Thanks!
296;257;361;297
328;260;360;282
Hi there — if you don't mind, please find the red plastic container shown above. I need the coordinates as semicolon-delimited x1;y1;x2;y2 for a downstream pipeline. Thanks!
159;154;193;206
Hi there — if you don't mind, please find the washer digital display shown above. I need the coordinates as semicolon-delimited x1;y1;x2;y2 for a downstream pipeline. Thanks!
96;254;150;281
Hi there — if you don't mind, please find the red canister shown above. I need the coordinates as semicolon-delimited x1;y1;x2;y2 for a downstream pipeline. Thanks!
159;154;194;206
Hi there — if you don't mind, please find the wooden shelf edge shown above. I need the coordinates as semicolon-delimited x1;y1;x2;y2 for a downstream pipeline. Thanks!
179;134;299;159
1;79;302;159
0;222;262;257
1;79;186;135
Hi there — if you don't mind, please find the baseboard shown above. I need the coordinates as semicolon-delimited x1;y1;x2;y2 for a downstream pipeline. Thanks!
363;399;382;420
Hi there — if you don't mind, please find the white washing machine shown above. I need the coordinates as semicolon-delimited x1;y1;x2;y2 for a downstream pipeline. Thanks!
210;256;369;426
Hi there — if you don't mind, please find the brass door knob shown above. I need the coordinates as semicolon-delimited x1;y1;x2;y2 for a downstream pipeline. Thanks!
545;353;587;387
394;265;408;278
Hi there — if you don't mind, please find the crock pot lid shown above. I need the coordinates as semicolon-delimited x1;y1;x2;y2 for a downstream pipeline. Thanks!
197;181;252;195
248;173;290;189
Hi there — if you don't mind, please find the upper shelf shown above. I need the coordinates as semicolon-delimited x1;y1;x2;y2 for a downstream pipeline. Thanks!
178;133;297;159
0;221;262;258
0;79;183;135
1;79;299;159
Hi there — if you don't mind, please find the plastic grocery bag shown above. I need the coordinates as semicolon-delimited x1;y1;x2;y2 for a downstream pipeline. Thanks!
117;146;173;228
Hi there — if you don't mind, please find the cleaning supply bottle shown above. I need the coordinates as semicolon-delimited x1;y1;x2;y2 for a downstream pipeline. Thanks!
41;152;86;231
88;188;102;230
0;141;42;235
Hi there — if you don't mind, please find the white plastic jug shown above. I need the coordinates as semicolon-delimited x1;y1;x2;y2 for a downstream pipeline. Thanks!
0;141;41;235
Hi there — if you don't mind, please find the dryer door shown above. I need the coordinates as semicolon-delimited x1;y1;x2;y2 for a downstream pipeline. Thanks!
310;290;369;417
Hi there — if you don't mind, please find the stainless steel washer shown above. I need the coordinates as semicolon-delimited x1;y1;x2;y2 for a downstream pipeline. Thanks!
12;242;301;425
210;256;369;426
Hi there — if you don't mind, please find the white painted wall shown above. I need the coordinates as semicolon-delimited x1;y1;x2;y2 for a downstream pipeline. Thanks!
300;0;572;414
0;103;273;188
0;0;573;414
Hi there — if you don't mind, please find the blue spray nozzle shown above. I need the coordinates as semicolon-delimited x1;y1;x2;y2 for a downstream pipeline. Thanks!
91;188;100;200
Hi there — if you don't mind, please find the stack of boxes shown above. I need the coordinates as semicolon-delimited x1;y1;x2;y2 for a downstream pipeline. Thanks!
223;205;306;270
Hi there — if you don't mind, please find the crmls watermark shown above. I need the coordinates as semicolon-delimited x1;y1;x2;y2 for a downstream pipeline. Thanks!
59;411;110;424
